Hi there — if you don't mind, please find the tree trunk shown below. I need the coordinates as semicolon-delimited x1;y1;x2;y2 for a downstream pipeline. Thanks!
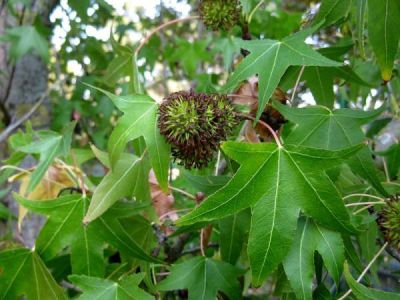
0;0;59;247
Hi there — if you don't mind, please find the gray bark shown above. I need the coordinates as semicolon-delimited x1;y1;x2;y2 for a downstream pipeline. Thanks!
0;0;59;247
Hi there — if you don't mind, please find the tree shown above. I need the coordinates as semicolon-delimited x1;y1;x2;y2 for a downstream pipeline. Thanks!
0;0;400;299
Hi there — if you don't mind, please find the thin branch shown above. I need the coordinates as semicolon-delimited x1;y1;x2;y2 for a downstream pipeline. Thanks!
135;16;200;56
169;186;196;200
215;151;221;176
0;90;48;144
345;202;386;207
338;242;388;300
159;208;191;220
382;158;391;182
248;0;265;23
235;112;283;147
353;205;374;215
71;151;86;198
343;193;386;202
290;65;305;104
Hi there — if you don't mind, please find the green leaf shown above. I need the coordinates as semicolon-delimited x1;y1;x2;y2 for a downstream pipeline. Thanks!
17;122;75;193
367;0;400;81
214;36;241;70
219;209;251;264
376;143;400;179
0;25;49;62
84;152;149;223
157;256;243;300
313;0;352;27
14;194;105;277
273;102;388;196
69;273;154;300
343;262;400;299
103;34;142;93
168;39;212;77
94;204;159;263
354;0;367;57
282;45;370;108
177;142;361;285
87;85;170;191
283;218;344;300
0;247;66;300
223;26;341;120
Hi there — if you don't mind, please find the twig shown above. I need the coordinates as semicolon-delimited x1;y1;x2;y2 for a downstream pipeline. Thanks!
169;186;196;200
345;202;386;207
0;90;48;143
215;151;221;176
290;65;305;104
71;151;86;198
248;0;265;23
159;208;191;220
135;16;200;56
182;243;219;256
235;112;283;147
382;158;391;182
377;238;400;263
343;193;386;202
338;242;388;300
353;205;374;215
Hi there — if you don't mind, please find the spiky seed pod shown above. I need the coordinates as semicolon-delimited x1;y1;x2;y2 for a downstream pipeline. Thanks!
158;91;238;169
199;0;242;31
377;195;400;251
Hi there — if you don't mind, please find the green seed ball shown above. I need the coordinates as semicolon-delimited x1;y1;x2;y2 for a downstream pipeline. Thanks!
199;0;242;31
377;195;400;251
158;91;238;169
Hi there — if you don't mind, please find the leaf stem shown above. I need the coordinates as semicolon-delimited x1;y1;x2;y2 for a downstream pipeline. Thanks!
135;16;200;56
248;0;265;23
290;65;305;104
343;193;386;202
235;112;283;147
345;201;386;207
169;186;196;200
338;242;388;300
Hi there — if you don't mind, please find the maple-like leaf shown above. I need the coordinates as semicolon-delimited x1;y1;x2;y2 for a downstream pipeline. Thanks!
15;194;105;277
273;101;388;196
283;218;344;300
167;39;212;77
343;262;400;299
15;194;156;277
84;150;150;223
102;33;142;93
367;0;400;81
157;256;243;300
282;44;371;108
223;26;341;120
69;273;154;300
87;85;170;191
0;247;66;300
177;142;362;285
313;0;352;27
17;122;75;194
0;25;49;62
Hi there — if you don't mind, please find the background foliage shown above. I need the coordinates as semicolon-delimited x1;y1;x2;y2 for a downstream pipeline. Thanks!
0;0;400;299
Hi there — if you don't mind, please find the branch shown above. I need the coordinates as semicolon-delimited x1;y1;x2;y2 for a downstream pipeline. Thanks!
235;112;283;147
135;16;200;56
343;193;386;202
290;65;305;104
0;90;48;144
338;242;388;300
